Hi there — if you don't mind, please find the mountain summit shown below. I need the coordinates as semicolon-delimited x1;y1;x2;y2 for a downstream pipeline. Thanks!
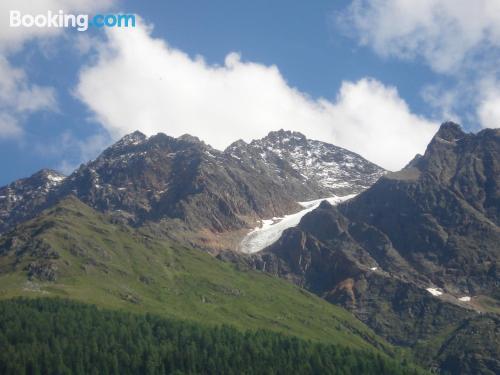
0;169;65;233
0;123;498;374
226;129;385;196
0;130;385;251
248;123;500;372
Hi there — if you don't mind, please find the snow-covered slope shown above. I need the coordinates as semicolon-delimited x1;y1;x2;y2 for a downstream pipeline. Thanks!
239;194;356;253
227;130;386;196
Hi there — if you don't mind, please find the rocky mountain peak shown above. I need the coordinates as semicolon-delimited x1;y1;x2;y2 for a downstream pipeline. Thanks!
0;168;66;233
96;132;212;168
318;200;334;210
225;139;247;151
403;154;423;169
241;129;386;195
114;131;147;148
262;129;307;144
178;134;204;145
0;129;387;249
99;131;147;160
434;121;465;142
251;123;500;366
411;122;498;201
0;168;65;196
32;169;66;184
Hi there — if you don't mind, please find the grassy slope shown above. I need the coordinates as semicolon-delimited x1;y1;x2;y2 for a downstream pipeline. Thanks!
0;196;392;354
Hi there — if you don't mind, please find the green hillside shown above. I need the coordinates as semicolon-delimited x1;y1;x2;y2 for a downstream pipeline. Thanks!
0;196;390;353
0;298;428;375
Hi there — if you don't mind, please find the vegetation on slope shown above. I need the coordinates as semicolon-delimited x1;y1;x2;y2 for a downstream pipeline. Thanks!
0;298;429;375
0;196;390;352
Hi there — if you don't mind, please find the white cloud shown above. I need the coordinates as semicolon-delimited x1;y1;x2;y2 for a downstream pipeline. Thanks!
0;113;22;138
478;81;500;129
339;0;500;130
420;83;462;123
0;56;57;137
0;0;115;51
322;79;439;168
33;130;112;174
76;22;438;171
339;0;500;74
58;131;112;173
0;0;116;138
0;57;56;111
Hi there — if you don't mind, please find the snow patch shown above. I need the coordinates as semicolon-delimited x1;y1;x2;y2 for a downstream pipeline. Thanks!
205;151;217;158
298;194;356;208
239;194;356;254
47;174;65;183
426;288;443;296
370;267;378;271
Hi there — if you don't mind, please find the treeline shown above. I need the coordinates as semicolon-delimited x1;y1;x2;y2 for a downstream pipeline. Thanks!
0;298;427;375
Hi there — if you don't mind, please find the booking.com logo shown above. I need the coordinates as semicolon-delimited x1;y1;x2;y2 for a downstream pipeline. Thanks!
9;10;136;32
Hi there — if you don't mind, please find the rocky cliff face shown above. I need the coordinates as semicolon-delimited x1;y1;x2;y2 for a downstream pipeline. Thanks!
227;129;385;196
59;131;307;232
436;315;500;375
336;122;500;296
0;130;384;251
1;123;498;373
0;169;65;233
246;123;500;372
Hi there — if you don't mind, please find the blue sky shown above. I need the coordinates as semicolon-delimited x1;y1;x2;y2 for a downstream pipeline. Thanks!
1;0;499;185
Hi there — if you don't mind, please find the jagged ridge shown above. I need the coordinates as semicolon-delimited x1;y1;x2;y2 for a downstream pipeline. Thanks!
246;123;500;374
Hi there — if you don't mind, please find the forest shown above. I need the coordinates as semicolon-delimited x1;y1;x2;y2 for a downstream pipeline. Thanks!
0;298;429;375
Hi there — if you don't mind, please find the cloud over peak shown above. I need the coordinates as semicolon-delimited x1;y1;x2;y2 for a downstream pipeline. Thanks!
338;0;500;130
76;21;438;171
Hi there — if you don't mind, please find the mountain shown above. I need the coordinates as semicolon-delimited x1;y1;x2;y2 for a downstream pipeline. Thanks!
0;123;497;373
226;129;385;196
0;142;427;373
0;169;65;234
246;123;500;373
0;130;384;252
0;196;397;354
60;131;320;232
436;314;500;375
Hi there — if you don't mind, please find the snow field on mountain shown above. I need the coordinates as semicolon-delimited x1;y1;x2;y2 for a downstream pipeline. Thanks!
239;194;356;254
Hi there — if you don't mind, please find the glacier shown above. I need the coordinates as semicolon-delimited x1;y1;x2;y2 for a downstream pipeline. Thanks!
238;194;356;254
